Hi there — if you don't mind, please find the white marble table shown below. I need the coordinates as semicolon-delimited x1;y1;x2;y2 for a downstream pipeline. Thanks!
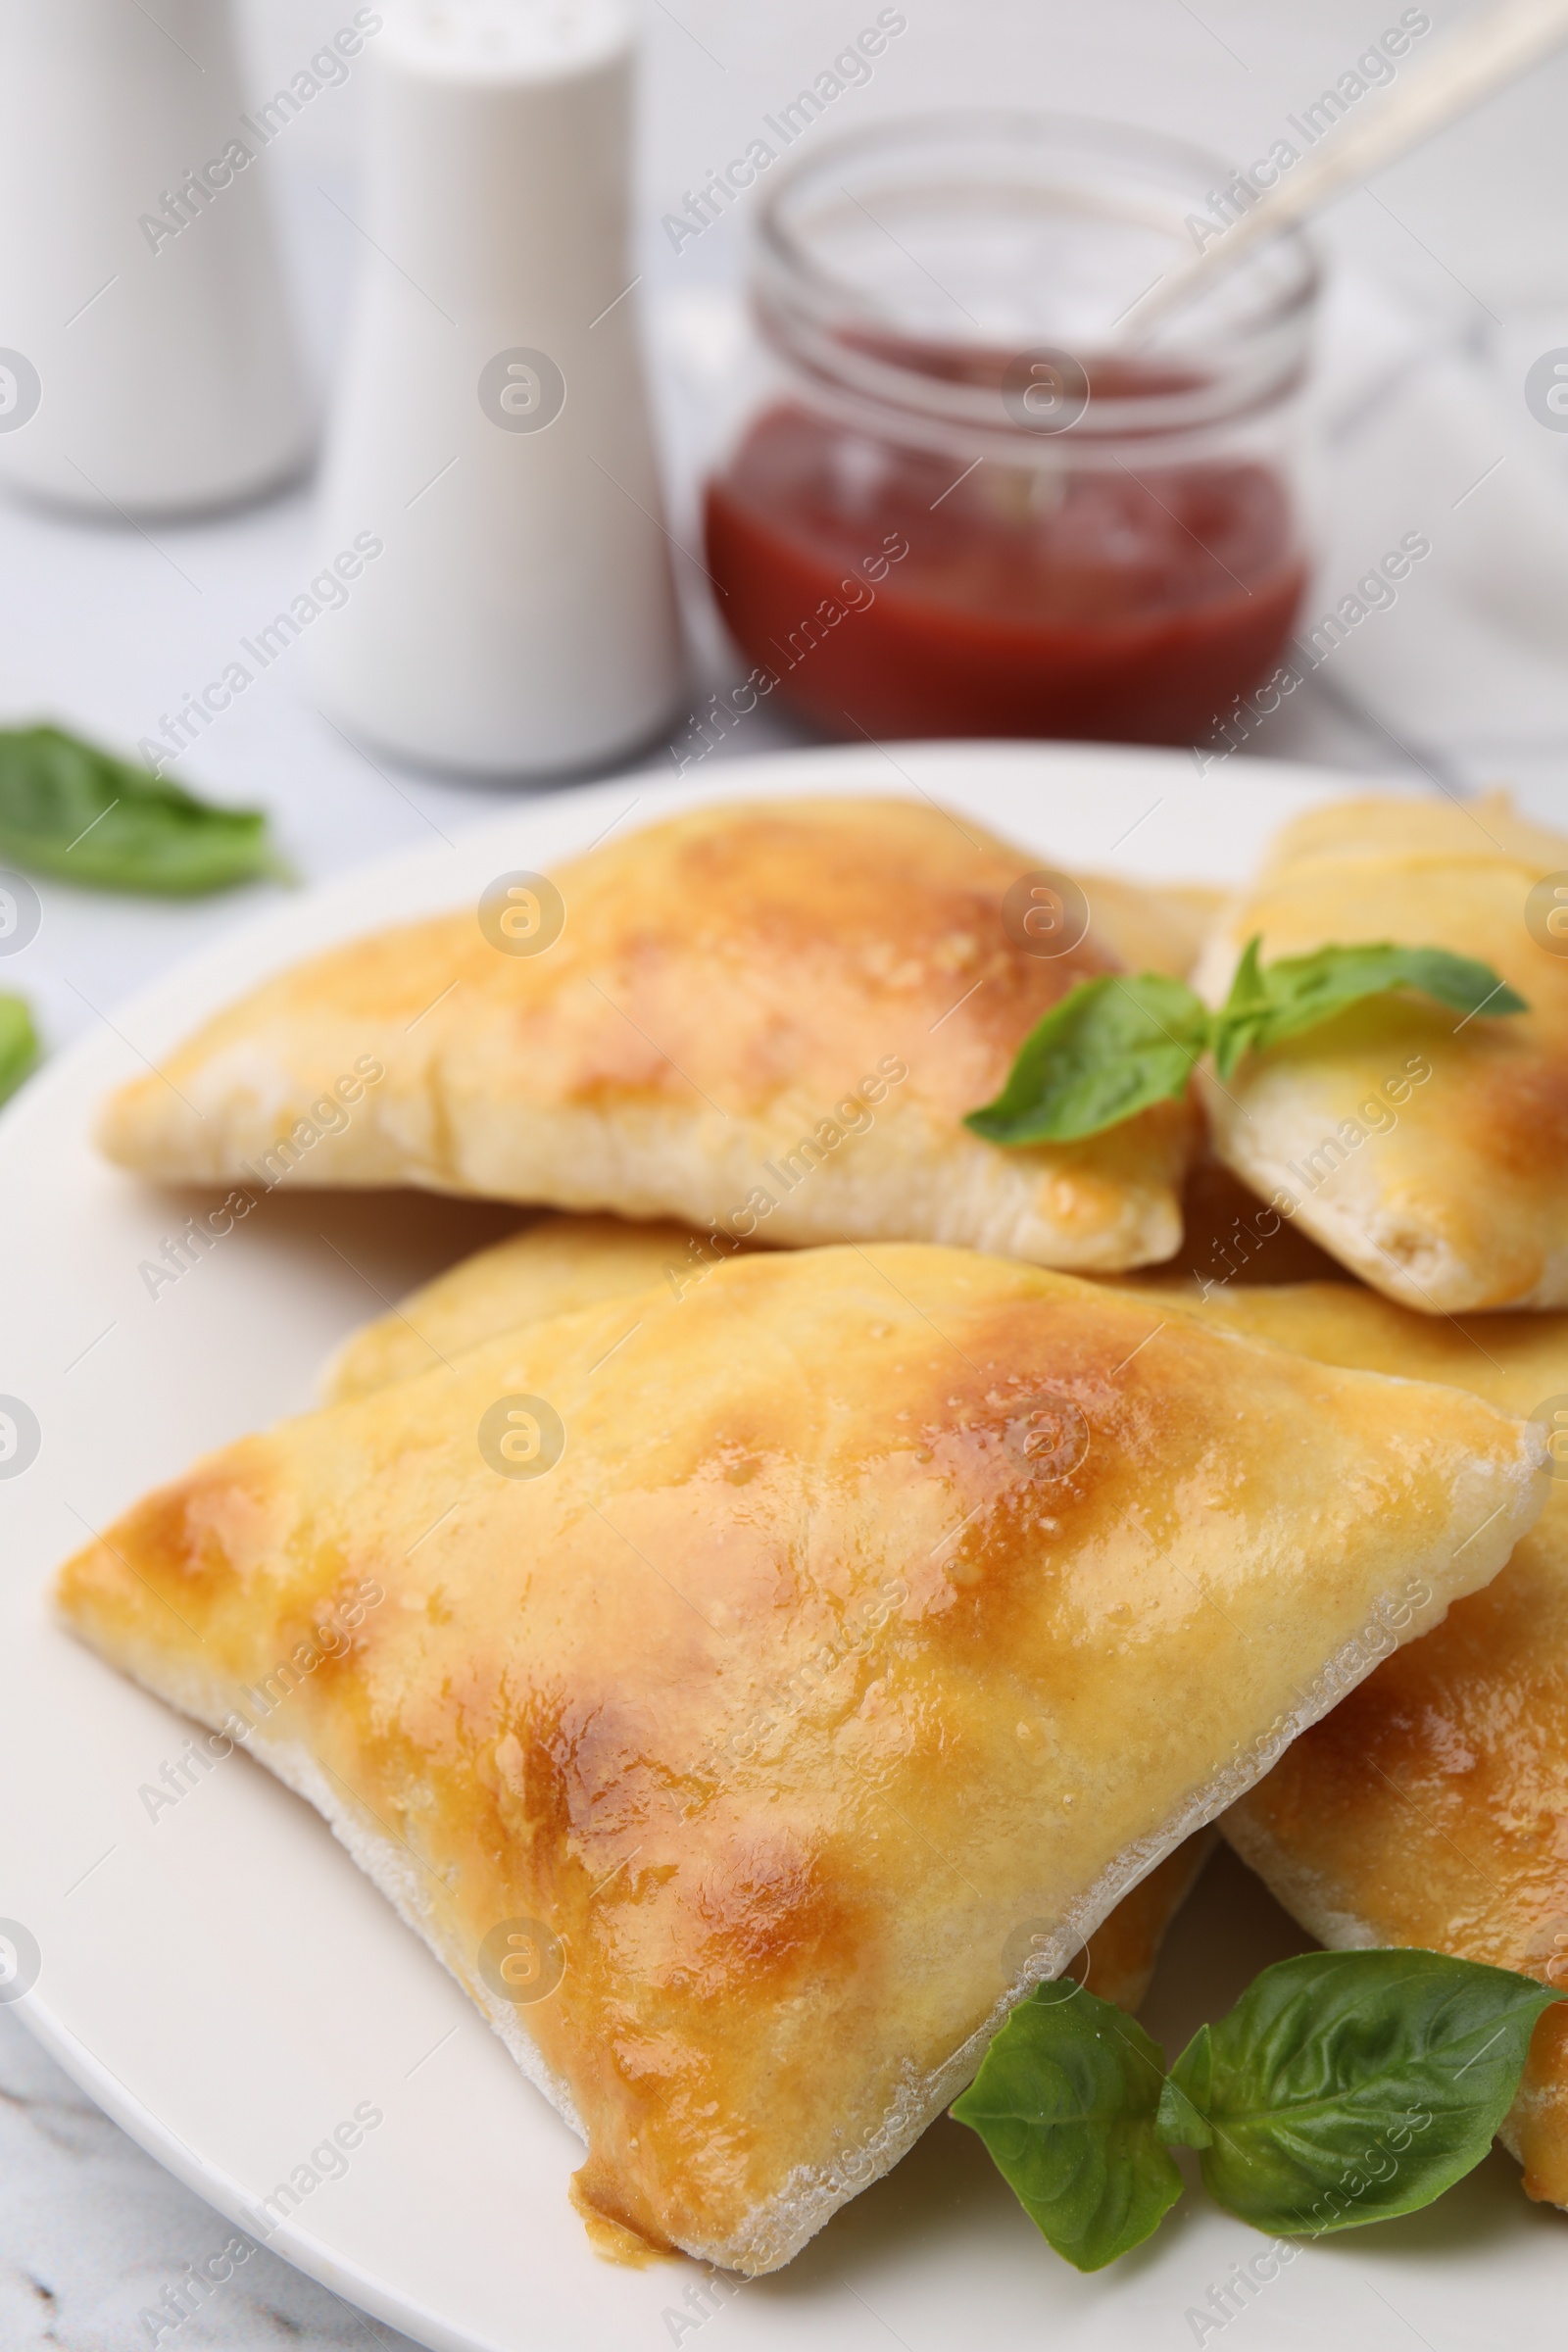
6;0;1568;2344
0;2005;422;2350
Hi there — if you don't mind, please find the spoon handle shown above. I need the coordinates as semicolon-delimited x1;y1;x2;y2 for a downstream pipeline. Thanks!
1123;0;1568;338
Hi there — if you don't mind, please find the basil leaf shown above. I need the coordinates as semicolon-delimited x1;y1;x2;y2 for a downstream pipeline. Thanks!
951;1980;1183;2270
1153;2034;1213;2149
963;973;1210;1146
0;726;286;895
1211;939;1526;1080
1208;934;1273;1079
0;992;36;1105
1163;1949;1560;2236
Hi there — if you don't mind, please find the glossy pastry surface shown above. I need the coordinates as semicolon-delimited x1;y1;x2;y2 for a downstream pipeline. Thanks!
1136;1275;1568;2205
1195;793;1568;1309
97;797;1198;1272
56;1245;1544;2271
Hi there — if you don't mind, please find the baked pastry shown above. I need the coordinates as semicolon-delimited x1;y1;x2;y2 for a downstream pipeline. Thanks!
96;797;1200;1273
1067;1827;1218;2012
1194;793;1568;1310
1074;874;1222;985
323;1213;703;1401
1102;1155;1350;1299
55;1244;1544;2271
327;1212;1215;2011
1133;1277;1568;2207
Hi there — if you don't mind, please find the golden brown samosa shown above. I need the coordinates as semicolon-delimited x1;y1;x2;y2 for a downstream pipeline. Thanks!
1196;794;1568;1311
55;1246;1543;2271
97;798;1200;1273
1135;1276;1568;2207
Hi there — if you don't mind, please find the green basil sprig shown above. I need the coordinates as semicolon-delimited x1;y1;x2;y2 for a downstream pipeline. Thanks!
1208;939;1525;1079
0;992;36;1106
953;1950;1559;2273
951;1979;1182;2270
0;725;287;895
965;939;1527;1148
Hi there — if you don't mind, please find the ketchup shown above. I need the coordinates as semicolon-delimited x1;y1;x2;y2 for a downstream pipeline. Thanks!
703;400;1306;745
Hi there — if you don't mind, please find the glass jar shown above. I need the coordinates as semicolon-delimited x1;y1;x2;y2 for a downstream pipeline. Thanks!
702;112;1319;746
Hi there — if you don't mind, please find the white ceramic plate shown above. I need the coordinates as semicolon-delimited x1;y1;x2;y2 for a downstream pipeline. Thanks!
2;742;1556;2352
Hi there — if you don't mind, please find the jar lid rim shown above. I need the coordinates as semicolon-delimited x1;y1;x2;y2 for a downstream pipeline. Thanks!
754;106;1320;379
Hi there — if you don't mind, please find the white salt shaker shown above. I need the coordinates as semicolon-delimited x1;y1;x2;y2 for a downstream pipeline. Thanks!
308;0;684;776
0;0;311;515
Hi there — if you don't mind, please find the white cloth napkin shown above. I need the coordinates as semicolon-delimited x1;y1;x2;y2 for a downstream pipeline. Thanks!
1303;272;1568;817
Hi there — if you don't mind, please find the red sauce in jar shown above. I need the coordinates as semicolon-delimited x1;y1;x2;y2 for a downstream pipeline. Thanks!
703;399;1306;744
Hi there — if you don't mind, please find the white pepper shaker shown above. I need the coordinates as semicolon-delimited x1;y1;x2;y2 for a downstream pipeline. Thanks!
0;0;311;515
308;0;684;776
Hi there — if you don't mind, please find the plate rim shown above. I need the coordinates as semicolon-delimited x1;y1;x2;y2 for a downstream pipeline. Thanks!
4;736;1399;2352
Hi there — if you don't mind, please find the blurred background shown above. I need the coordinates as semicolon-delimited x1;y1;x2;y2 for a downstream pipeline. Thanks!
243;0;1566;308
4;0;1567;902
6;5;1568;2342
